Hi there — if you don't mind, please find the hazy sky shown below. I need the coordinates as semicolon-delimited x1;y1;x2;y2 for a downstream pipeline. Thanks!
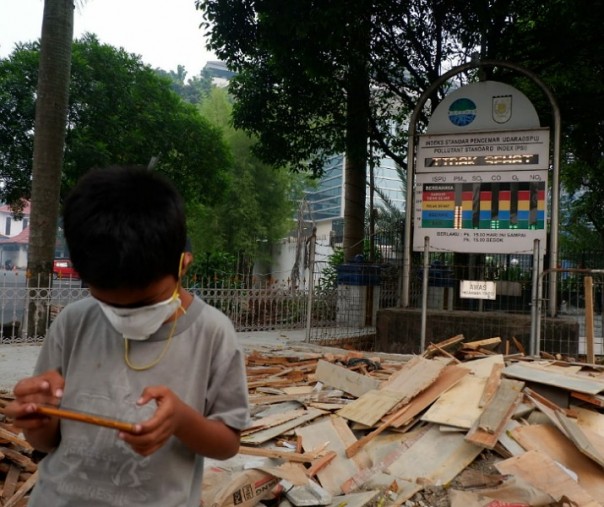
0;0;217;77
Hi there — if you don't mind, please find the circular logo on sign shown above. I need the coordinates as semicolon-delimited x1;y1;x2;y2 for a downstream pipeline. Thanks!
448;98;476;127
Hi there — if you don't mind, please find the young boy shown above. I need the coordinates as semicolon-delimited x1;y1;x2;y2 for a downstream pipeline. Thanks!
6;165;250;506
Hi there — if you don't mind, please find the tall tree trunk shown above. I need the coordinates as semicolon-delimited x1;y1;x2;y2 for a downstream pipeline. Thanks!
343;12;371;262
27;0;74;338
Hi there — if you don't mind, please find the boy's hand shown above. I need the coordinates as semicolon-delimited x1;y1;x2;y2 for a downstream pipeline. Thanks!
119;385;184;456
5;370;65;431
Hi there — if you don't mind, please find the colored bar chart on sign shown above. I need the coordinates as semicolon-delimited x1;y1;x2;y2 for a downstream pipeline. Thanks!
421;182;545;230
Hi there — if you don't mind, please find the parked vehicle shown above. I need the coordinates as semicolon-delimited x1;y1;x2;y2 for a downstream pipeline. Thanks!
53;258;79;279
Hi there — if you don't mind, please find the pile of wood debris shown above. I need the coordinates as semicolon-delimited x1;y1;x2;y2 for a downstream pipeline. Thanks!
3;335;604;506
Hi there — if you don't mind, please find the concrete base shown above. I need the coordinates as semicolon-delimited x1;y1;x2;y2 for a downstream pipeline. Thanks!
376;308;580;356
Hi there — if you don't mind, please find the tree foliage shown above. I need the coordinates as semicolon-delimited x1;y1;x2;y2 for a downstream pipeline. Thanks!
196;0;476;259
189;87;302;277
0;34;230;207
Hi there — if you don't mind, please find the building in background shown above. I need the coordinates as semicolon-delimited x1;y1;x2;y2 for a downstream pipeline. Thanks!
0;202;30;270
267;154;405;286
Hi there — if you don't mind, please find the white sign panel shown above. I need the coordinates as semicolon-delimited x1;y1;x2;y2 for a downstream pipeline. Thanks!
460;280;496;300
417;128;550;173
413;128;549;254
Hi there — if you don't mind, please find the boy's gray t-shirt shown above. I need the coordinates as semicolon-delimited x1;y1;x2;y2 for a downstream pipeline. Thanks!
28;296;250;507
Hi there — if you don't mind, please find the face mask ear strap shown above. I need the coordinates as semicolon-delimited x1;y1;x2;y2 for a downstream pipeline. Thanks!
178;252;185;279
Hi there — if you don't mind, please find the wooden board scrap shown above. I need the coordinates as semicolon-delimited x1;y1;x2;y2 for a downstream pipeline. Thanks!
503;362;604;395
496;449;600;507
510;423;604;503
386;424;483;486
465;378;524;449
336;389;405;427
315;359;380;397
389;364;469;428
240;407;326;445
555;411;604;468
379;356;446;398
327;490;381;507
296;415;367;495
421;374;486;429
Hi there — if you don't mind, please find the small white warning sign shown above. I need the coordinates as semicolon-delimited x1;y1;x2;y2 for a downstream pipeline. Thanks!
460;280;496;300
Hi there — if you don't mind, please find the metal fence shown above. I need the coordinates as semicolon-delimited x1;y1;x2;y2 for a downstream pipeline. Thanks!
3;246;604;359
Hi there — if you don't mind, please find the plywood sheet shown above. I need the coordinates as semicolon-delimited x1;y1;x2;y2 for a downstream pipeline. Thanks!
504;362;604;395
315;359;381;397
421;374;486;429
296;416;365;495
380;356;445;400
240;408;326;445
496;449;600;507
510;423;604;503
390;364;469;428
337;389;405;426
465;378;524;449
386;425;482;485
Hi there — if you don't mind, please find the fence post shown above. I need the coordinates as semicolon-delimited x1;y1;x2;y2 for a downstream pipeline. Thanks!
585;275;595;363
530;239;541;356
420;236;430;353
305;227;317;343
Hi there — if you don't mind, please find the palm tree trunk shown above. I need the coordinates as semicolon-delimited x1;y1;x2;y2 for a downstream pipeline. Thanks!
27;0;74;338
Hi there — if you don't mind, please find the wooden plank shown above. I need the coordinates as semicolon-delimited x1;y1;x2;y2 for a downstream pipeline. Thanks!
380;356;446;397
572;405;604;436
571;391;604;408
478;363;503;408
296;416;365;495
585;276;595;364
463;355;505;378
465;378;524;449
242;408;308;435
510;424;604;503
555;411;604;468
345;404;411;458
462;337;501;350
0;427;33;452
497;420;526;457
386;425;483;486
341;429;428;494
240;408;326;445
238;445;321;463
315;359;380;397
336;389;404;427
496;449;600;507
503;362;604;395
3;471;38;507
423;334;465;358
389;364;469;428
0;464;20;500
421;374;486;429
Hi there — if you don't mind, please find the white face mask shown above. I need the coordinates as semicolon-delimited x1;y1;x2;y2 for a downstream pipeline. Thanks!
97;293;182;341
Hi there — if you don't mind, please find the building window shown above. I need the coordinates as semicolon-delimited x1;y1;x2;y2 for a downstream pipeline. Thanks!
5;217;11;236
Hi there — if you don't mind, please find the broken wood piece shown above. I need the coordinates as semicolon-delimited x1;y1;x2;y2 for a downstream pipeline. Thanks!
504;362;604;395
465;378;524;449
462;337;501;350
425;342;461;363
305;450;337;477
315;359;380;398
3;470;38;507
496;449;600;507
238;445;320;463
345;404;411;458
478;363;504;408
422;334;464;358
337;389;404;427
0;464;20;500
511;336;525;354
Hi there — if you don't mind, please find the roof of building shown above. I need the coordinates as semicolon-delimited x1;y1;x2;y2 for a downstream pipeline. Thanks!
0;226;29;245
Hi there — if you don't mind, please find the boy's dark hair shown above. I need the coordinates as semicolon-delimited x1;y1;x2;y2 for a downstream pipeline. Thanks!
63;165;187;289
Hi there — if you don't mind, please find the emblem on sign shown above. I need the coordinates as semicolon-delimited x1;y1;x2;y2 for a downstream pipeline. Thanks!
492;95;512;123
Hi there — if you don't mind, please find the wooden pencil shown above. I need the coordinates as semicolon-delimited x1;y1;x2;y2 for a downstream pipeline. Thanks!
35;405;137;433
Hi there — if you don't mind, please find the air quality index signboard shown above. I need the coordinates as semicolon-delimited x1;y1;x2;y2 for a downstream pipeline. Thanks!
412;80;550;255
413;127;550;254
